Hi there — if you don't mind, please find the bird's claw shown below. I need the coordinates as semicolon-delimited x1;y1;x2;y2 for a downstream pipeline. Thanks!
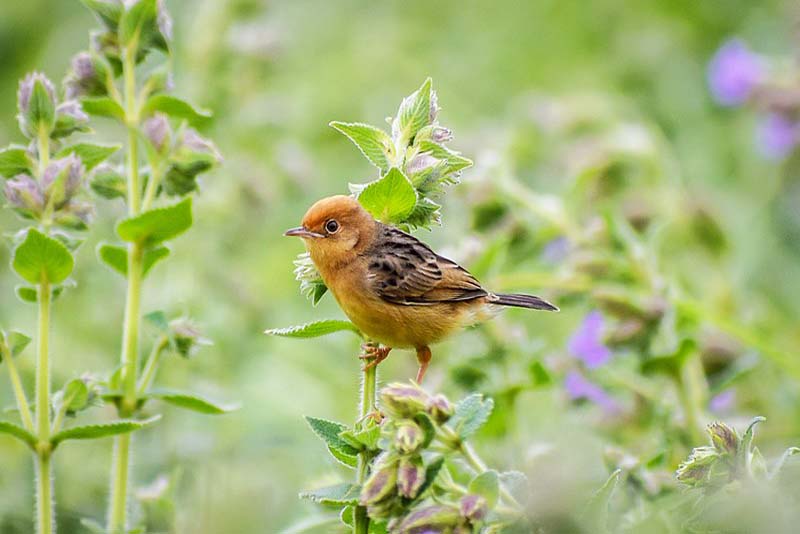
359;343;391;371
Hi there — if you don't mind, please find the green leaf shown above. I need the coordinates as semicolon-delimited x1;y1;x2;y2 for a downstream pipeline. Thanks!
90;165;126;199
0;331;32;361
54;378;90;415
145;389;238;415
299;483;361;506
468;470;499;508
97;243;170;278
116;198;193;246
305;416;359;468
27;77;56;133
448;393;494;439
394;78;432;144
80;0;123;29
15;285;66;304
119;0;157;45
56;143;120;171
416;140;473;175
0;420;36;449
80;96;125;121
581;469;621;534
265;320;361;339
50;415;160;447
357;167;417;223
0;146;34;177
330;121;395;171
738;416;766;473
12;228;74;285
144;310;169;332
143;95;212;126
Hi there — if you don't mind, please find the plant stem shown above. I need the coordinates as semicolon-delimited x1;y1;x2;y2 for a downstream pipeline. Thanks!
137;335;168;396
354;356;377;534
35;281;53;534
108;43;144;534
37;127;49;175
3;345;35;433
678;352;707;444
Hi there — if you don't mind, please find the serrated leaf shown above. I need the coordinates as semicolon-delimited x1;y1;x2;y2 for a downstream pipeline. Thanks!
0;420;37;449
328;444;358;468
581;469;621;534
448;393;494;439
116;198;192;246
357;167;417;224
80;0;123;29
145;389;238;415
0;146;33;177
56;143;120;171
305;416;359;467
299;483;361;506
393;78;432;144
416;140;473;175
12;228;74;285
468;470;499;508
81;96;125;121
97;243;170;278
50;415;160;447
330;121;395;171
265;320;361;339
119;0;157;45
142;95;212;126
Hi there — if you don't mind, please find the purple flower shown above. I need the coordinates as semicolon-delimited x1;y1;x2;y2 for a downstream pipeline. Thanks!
542;236;570;263
568;311;611;368
709;390;735;414
564;371;618;413
756;113;799;160
707;38;763;106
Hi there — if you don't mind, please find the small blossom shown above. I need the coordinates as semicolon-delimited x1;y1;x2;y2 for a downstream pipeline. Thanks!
564;371;618;413
708;38;763;106
756;113;799;160
143;113;171;153
56;100;89;124
18;72;56;116
390;504;461;534
676;446;719;486
431;126;453;143
169;318;211;358
396;456;426;499
459;494;488;523
381;383;430;419
17;72;57;137
394;421;424;455
541;236;570;263
568;311;611;368
42;155;84;207
360;460;398;506
709;390;735;413
707;422;739;456
64;52;108;99
406;153;440;176
3;174;44;214
426;394;454;424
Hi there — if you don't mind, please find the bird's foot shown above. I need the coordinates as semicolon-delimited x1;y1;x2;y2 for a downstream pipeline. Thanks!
360;343;392;371
415;345;432;383
358;409;385;424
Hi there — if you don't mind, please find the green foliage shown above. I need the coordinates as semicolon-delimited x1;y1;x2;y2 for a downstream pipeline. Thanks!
97;243;170;278
80;96;125;121
357;168;417;224
143;95;212;126
448;393;494;440
116;198;193;245
0;146;34;177
145;389;237;415
12;228;74;285
55;143;120;171
50;416;160;448
0;421;37;449
300;484;361;506
265;319;361;339
329;122;395;172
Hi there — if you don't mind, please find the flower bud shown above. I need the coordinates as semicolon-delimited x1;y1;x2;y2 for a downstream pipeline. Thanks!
460;494;489;523
143;113;171;154
394;421;424;455
42;155;84;209
52;100;90;138
426;394;454;424
406;153;440;176
54;201;94;230
391;504;461;534
64;51;109;99
396;455;426;499
359;461;398;506
163;128;222;196
89;164;127;199
707;422;739;456
17;72;57;138
431;126;453;143
169;318;211;358
3;174;44;216
380;383;430;419
676;446;718;486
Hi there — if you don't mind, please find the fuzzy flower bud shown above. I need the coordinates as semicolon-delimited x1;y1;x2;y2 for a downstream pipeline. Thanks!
406;153;440;176
426;393;454;424
394;421;424;454
459;494;489;523
143;113;171;153
64;52;109;99
17;72;57;138
431;126;453;143
707;422;739;456
381;383;430;419
390;504;461;534
396;455;426;499
42;155;84;208
360;460;398;506
3;174;44;216
169;318;211;358
676;446;718;486
52;100;90;138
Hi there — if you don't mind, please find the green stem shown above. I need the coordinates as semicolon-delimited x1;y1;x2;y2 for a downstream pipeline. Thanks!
136;335;168;396
108;43;144;534
354;356;377;534
3;345;35;433
36;452;53;534
677;352;707;444
37;127;49;175
141;162;161;212
35;281;53;534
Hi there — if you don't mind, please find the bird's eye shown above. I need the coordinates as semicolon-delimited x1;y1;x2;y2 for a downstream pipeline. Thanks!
325;219;340;234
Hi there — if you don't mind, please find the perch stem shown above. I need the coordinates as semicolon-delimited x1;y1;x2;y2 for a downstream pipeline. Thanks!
354;346;377;534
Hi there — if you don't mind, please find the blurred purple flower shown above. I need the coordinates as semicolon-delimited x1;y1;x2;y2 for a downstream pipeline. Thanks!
756;113;799;160
542;236;570;263
709;390;735;413
568;311;611;368
564;371;618;413
707;38;763;106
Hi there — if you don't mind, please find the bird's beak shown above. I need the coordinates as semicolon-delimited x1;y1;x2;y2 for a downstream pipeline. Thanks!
284;226;325;238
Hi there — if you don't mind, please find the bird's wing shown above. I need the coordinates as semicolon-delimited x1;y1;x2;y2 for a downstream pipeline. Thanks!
366;225;487;305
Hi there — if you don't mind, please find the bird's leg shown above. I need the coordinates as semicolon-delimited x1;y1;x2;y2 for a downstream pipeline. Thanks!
359;342;392;371
415;345;432;383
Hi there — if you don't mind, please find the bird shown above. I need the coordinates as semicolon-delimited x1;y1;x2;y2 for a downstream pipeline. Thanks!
284;195;558;382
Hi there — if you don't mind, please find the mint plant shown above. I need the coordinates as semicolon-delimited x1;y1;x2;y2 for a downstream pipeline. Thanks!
1;1;229;532
269;80;533;533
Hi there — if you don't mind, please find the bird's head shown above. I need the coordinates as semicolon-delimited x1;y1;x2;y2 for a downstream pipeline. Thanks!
284;195;376;266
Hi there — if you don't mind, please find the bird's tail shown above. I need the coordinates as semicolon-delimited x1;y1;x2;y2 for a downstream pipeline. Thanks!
490;293;559;312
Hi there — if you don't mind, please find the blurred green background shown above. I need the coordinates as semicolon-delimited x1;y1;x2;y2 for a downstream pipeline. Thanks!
2;0;800;532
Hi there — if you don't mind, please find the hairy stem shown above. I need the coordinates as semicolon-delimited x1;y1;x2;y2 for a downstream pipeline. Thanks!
108;43;144;534
35;281;53;534
354;357;377;534
3;345;35;433
137;335;169;396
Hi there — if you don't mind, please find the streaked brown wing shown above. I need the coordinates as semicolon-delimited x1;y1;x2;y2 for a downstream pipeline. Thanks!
365;225;487;305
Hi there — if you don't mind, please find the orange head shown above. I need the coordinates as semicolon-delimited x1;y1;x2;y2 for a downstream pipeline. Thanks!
285;195;376;267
